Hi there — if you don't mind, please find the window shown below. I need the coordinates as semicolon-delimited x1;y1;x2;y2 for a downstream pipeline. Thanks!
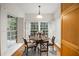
7;15;17;41
40;22;48;36
30;22;48;36
31;22;38;35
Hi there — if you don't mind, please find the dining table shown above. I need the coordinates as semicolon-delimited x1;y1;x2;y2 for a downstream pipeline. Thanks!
29;34;49;51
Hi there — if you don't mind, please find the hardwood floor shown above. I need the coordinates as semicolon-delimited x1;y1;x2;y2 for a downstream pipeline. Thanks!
12;44;25;56
12;44;60;56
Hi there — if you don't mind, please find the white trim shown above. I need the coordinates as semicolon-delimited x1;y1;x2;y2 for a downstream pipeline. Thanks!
55;43;61;49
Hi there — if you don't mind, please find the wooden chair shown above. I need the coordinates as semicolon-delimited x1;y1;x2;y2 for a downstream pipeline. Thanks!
38;40;49;56
48;36;55;50
23;38;36;55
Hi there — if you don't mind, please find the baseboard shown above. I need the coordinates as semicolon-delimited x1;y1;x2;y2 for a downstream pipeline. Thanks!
55;43;61;56
55;43;61;50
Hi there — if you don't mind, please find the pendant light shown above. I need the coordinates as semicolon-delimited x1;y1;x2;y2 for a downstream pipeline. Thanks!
37;5;42;19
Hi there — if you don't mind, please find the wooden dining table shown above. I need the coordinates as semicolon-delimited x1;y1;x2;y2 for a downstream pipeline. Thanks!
29;35;49;51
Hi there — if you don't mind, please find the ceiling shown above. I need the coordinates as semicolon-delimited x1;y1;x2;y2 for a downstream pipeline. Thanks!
13;3;60;14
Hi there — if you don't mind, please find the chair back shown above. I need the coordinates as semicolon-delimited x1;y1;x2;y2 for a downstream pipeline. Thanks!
23;38;27;45
38;40;49;56
52;36;55;44
40;40;49;50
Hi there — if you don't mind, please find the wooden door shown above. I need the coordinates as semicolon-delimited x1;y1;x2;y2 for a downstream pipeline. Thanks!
61;3;79;56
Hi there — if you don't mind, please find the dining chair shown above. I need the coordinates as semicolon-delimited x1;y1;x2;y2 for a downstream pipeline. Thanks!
48;36;55;51
23;38;36;55
38;40;49;56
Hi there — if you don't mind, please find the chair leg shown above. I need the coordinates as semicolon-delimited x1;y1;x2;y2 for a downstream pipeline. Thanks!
24;47;28;56
26;48;28;56
40;50;42;56
32;47;34;53
34;46;36;51
53;45;54;51
38;48;39;53
47;52;48;56
23;47;26;55
40;51;41;56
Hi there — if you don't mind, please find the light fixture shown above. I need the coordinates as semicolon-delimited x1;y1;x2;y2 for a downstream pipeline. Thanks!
37;5;42;19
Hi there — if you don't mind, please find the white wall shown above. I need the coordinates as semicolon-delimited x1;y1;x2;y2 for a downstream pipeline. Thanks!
25;14;55;40
17;17;24;43
48;19;55;39
0;4;25;56
1;4;7;55
0;4;1;55
54;4;61;47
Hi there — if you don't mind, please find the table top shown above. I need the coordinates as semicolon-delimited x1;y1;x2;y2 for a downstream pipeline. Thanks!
29;35;49;41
